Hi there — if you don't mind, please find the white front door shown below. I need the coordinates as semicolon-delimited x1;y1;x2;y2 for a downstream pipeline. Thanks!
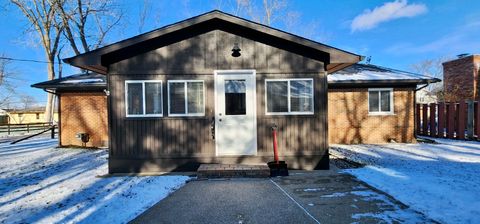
214;70;257;156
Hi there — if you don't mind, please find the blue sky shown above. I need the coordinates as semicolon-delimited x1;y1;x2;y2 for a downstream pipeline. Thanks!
1;0;479;106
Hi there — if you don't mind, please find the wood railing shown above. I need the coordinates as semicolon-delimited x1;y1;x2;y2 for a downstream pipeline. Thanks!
0;122;53;135
416;101;480;140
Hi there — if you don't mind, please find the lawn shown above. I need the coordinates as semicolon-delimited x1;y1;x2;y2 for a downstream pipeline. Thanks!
331;138;480;224
0;137;190;224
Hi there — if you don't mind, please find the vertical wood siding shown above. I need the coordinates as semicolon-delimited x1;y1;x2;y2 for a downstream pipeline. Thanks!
108;29;327;162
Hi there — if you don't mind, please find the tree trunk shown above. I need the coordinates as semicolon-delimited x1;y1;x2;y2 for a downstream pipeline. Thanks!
44;58;55;123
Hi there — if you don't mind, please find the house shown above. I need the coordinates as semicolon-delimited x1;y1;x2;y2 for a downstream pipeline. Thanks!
32;73;108;147
416;87;438;104
328;63;439;144
0;109;7;125
32;11;438;173
3;107;59;124
442;54;480;101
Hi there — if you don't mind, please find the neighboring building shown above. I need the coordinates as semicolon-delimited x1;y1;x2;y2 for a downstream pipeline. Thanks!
0;109;7;125
32;73;108;148
442;54;480;101
4;107;58;124
33;11;438;173
416;88;438;104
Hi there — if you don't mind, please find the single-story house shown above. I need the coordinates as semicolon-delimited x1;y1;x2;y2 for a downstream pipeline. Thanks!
32;11;439;173
32;73;108;147
2;107;59;124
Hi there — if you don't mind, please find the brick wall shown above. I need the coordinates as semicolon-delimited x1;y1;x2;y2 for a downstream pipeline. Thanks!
442;55;480;101
328;87;416;144
60;92;108;147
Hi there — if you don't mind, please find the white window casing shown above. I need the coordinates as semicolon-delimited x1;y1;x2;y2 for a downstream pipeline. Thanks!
125;80;163;117
265;78;314;115
168;80;205;117
367;88;395;115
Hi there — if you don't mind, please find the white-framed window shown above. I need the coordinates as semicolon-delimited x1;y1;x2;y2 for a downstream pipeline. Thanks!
265;78;314;115
125;80;163;117
168;80;205;116
368;88;394;115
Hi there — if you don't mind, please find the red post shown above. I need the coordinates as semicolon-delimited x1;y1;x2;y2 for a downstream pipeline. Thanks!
422;104;428;135
438;102;445;138
272;125;279;163
447;103;455;139
429;103;437;137
457;102;466;139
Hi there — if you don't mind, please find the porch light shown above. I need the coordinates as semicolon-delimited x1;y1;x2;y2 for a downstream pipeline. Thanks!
231;43;241;57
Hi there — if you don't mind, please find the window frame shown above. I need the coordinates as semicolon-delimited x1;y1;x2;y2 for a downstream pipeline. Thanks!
167;80;205;117
265;78;314;115
125;80;163;118
368;88;394;115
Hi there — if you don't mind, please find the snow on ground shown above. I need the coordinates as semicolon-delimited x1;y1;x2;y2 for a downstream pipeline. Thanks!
331;138;480;224
0;137;190;224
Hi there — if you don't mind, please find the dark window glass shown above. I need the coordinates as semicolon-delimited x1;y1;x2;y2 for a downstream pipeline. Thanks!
127;83;144;115
169;82;186;114
266;81;288;113
145;82;162;114
225;80;246;115
380;91;391;112
290;80;313;112
369;91;379;112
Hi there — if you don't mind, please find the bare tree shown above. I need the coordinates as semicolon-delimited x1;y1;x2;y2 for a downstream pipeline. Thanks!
410;57;450;101
55;0;124;55
0;56;17;108
19;94;37;110
10;0;63;122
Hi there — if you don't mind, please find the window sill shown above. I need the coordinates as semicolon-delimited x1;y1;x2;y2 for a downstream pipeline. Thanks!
266;112;315;116
368;112;395;116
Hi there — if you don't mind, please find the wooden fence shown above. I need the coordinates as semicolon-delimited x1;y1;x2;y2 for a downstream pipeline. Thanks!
416;101;480;140
0;122;53;135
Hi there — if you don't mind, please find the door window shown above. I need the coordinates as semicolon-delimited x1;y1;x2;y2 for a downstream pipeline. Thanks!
224;80;246;115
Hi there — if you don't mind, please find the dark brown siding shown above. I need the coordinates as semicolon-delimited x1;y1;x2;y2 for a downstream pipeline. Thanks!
107;29;327;173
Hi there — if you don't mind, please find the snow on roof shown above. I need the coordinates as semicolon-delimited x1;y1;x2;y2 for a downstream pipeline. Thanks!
329;63;437;83
61;78;104;84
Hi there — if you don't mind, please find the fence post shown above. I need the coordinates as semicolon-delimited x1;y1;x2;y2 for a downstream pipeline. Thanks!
457;102;466;139
51;125;55;139
429;103;437;137
438;102;445;138
422;104;428;135
27;124;30;133
447;103;455;138
416;104;421;135
467;100;475;139
7;124;10;135
476;102;480;139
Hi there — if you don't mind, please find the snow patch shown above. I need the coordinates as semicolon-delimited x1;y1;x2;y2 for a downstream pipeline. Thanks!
0;137;189;224
332;138;480;224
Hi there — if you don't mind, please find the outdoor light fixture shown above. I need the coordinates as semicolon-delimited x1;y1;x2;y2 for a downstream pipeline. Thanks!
231;43;241;57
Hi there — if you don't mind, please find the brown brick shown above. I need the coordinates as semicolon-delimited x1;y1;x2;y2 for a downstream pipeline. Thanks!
59;92;108;148
328;87;416;144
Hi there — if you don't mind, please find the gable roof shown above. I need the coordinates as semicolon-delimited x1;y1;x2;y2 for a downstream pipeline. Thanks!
329;63;441;86
31;73;106;91
64;10;363;74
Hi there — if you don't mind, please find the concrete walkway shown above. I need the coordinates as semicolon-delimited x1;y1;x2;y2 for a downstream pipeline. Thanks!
130;170;434;224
